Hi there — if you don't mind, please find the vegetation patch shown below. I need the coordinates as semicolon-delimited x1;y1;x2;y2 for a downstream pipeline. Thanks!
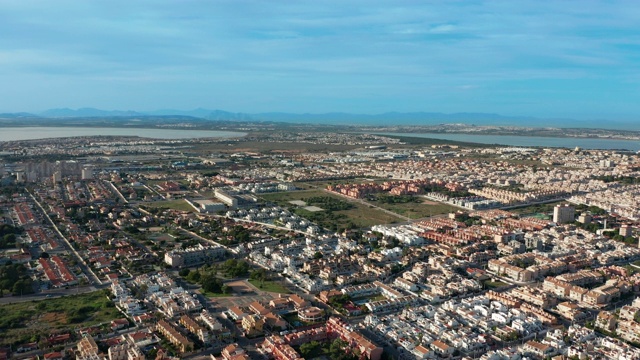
262;189;399;230
247;279;291;294
140;199;195;212
0;224;22;249
509;201;567;215
367;199;458;219
0;263;34;296
181;260;252;296
0;290;121;346
296;338;361;360
483;280;509;289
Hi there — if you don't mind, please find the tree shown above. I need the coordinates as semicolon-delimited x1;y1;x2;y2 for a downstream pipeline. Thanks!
200;274;223;293
187;270;201;283
250;269;267;282
330;339;347;357
300;341;320;357
328;339;359;360
178;268;190;277
12;279;34;295
40;252;50;259
222;259;250;277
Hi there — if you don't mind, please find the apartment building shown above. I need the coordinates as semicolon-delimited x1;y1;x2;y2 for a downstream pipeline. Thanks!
180;314;210;344
164;244;225;267
156;320;193;353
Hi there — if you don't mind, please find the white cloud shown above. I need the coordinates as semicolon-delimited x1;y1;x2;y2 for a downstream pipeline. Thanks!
429;24;456;34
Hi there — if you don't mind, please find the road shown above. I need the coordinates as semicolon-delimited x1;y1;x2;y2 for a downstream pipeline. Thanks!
27;190;102;286
144;183;166;200
106;180;129;204
0;285;101;305
176;226;234;253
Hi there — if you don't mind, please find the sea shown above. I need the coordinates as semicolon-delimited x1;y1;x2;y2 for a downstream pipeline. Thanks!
0;127;246;141
379;132;640;151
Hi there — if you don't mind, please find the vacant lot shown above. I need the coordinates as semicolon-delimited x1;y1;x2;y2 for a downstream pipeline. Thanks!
368;199;458;219
483;280;510;289
248;279;291;294
141;199;196;212
0;290;121;346
260;189;329;204
261;190;400;229
508;200;568;215
212;280;278;309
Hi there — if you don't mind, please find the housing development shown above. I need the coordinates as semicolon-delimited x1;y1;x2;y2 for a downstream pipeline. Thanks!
1;131;640;360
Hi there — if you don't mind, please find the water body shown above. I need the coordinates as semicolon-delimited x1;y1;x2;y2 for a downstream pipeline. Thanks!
0;127;246;141
380;132;640;151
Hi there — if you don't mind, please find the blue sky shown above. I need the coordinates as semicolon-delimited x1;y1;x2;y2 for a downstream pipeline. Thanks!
1;1;639;120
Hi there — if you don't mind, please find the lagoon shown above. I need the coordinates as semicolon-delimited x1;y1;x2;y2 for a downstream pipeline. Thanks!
0;127;246;141
380;132;640;151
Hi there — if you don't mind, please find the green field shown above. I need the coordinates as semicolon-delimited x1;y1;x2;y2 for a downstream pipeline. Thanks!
353;294;386;302
248;279;291;294
260;189;401;229
0;290;122;346
483;280;510;289
262;188;456;225
259;189;333;203
508;200;568;215
141;199;196;212
369;200;458;219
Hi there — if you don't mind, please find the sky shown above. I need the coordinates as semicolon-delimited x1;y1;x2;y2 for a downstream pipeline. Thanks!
1;0;640;121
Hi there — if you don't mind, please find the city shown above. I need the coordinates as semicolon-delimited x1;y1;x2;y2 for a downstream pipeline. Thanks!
1;130;640;360
3;1;640;359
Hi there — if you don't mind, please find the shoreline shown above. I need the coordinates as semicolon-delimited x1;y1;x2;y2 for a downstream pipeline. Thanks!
377;132;640;152
378;130;640;142
0;126;247;142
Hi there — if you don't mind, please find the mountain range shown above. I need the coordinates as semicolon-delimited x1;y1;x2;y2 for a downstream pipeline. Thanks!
0;107;635;130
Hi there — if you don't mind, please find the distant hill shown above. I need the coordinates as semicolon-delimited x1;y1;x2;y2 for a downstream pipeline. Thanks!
0;112;39;118
28;107;542;125
38;108;253;122
0;107;634;130
40;108;143;117
251;111;540;126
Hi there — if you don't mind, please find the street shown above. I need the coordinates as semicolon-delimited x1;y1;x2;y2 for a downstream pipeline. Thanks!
0;285;101;305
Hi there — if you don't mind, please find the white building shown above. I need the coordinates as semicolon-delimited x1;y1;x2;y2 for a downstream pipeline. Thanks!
82;167;93;180
198;200;226;213
164;244;225;268
215;189;238;207
52;170;62;183
553;204;575;224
